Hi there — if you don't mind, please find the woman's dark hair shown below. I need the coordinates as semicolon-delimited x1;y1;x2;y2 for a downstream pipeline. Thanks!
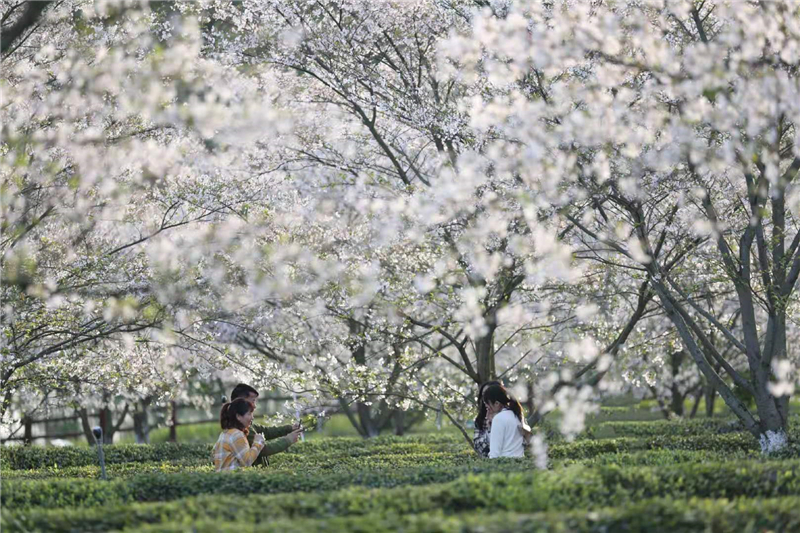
482;384;524;422
220;398;255;434
474;380;502;430
230;383;259;401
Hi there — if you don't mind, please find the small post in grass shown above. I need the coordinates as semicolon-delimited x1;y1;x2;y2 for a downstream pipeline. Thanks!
92;426;107;480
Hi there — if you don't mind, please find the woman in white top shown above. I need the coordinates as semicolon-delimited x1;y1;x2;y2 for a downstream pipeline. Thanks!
484;384;526;458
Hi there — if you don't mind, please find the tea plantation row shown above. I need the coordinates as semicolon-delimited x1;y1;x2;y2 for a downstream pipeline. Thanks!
2;418;798;532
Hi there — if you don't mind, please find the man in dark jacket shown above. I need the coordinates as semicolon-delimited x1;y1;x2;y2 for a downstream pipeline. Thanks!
229;383;303;466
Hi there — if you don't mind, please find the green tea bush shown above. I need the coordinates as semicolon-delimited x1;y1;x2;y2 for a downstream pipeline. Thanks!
104;497;800;533
1;431;763;473
6;459;800;515
0;443;212;470
584;418;742;439
1;459;533;509
0;435;467;471
555;448;758;468
7;462;800;532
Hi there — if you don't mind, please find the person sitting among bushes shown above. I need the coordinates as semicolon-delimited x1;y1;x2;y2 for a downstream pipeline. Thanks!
475;382;533;458
228;383;303;467
473;380;502;458
213;398;267;471
483;384;529;458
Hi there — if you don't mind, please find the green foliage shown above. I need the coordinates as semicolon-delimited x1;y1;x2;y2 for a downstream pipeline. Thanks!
56;498;800;533
1;457;533;509
583;418;743;439
3;423;800;533
1;430;763;472
0;443;211;470
7;462;800;531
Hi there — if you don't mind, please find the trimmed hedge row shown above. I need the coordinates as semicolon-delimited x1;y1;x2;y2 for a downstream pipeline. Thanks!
2;446;762;482
6;462;800;531
6;458;800;514
3;445;763;482
0;443;212;470
585;418;743;439
548;432;757;460
98;498;800;533
0;436;471;470
1;431;760;472
557;448;758;468
0;460;217;481
1;458;534;509
1;450;481;480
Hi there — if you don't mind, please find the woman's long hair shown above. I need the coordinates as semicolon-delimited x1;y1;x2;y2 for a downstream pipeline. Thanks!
474;380;502;430
220;398;254;435
482;384;524;422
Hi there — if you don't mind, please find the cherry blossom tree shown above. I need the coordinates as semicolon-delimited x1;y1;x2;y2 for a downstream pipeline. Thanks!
1;0;276;423
447;0;800;450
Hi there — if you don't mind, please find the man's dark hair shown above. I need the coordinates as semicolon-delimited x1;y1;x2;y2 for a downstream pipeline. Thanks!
230;383;259;400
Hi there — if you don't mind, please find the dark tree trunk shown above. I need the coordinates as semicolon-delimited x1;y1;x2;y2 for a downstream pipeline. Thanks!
475;321;497;384
392;410;406;436
668;351;687;417
77;407;95;445
22;415;33;446
1;1;52;56
356;402;379;438
133;397;153;444
705;383;717;418
169;401;178;442
689;389;702;418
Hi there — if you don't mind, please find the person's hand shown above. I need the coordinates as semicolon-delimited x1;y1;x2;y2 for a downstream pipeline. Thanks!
286;428;303;444
485;405;496;425
292;421;302;432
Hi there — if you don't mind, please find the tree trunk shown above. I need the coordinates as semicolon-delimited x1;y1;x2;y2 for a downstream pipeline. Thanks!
475;322;497;384
356;402;379;437
169;400;178;442
669;388;685;418
133;397;153;444
689;390;702;418
22;415;33;446
99;407;113;444
649;277;759;434
649;385;672;420
337;396;368;437
77;407;95;445
649;267;789;452
393;410;406;436
704;382;717;417
668;350;686;417
525;381;535;419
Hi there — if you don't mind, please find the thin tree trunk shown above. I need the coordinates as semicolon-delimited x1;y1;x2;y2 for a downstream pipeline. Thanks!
689;389;702;418
77;407;95;445
705;383;717;418
133;397;152;444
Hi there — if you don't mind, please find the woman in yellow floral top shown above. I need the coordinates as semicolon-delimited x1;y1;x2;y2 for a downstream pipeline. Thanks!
213;398;266;471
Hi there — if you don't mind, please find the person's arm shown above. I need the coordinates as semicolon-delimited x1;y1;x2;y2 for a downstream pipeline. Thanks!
259;435;291;457
488;413;509;459
231;431;265;467
518;420;532;445
251;421;294;440
257;427;303;459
